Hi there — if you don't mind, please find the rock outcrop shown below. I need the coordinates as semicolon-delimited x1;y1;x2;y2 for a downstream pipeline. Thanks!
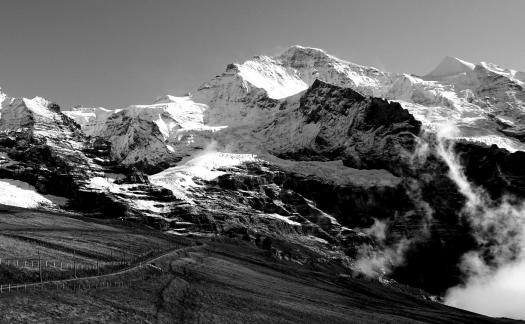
0;96;104;198
261;80;421;176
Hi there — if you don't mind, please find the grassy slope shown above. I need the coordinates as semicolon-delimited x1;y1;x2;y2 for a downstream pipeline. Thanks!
0;205;178;260
0;205;183;284
150;240;522;324
0;205;522;323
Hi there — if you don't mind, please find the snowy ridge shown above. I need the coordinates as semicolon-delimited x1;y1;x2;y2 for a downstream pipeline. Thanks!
192;45;525;152
63;107;116;136
479;61;525;85
276;45;387;96
61;45;525;190
66;96;226;169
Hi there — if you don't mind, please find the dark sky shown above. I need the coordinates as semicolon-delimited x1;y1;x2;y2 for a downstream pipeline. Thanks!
0;0;523;109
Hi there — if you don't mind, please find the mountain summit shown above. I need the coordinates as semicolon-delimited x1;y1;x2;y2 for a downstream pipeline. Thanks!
425;56;476;78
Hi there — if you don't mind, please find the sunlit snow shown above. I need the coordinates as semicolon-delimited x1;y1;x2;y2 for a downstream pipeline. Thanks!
237;58;308;99
0;179;66;208
150;143;258;202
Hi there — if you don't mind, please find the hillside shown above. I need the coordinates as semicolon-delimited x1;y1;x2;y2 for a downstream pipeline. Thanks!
0;206;520;324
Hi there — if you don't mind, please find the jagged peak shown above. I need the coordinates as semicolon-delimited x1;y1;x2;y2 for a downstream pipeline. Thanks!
276;45;349;67
17;96;61;119
425;56;475;78
278;45;330;58
225;63;240;73
154;94;176;104
306;79;366;100
478;61;525;84
275;45;379;71
309;78;335;89
225;45;336;69
215;45;380;100
233;45;331;66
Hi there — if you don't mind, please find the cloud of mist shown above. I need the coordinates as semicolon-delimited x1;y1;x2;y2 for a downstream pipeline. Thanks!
446;251;525;319
353;219;412;278
354;135;436;279
436;122;525;320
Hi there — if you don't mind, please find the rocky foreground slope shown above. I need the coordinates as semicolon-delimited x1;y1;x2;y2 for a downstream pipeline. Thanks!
2;46;525;309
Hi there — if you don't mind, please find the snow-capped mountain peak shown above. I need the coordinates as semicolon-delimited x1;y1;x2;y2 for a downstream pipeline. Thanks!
274;45;387;96
63;45;525;169
424;56;475;78
278;44;329;58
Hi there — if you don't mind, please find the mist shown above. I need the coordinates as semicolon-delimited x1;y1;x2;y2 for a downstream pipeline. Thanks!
446;254;525;319
353;136;435;279
353;219;411;277
436;122;525;320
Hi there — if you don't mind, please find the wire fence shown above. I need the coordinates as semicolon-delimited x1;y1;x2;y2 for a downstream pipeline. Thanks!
0;232;196;295
0;258;124;270
0;267;159;294
0;243;184;288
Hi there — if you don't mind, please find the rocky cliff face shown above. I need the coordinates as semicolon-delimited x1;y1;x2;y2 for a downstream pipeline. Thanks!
0;94;185;219
0;96;103;197
260;80;422;176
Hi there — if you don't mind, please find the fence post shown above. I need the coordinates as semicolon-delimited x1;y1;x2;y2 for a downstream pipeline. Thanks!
38;251;43;284
74;250;77;278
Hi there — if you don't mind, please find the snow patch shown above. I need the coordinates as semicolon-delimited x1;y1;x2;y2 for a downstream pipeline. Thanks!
262;213;301;226
150;143;258;202
0;179;59;208
237;57;308;99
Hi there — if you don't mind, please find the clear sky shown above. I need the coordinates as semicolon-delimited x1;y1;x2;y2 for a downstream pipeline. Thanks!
0;0;523;109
